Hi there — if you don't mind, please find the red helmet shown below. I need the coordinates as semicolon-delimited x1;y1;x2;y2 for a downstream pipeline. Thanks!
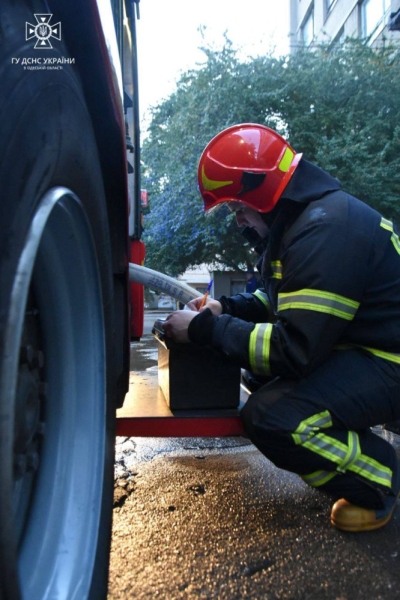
198;123;302;213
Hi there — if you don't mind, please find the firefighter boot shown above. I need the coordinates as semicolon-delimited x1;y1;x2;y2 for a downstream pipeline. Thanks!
330;492;400;532
331;455;400;532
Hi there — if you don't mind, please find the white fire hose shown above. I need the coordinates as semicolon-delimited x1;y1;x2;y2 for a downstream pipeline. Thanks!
129;263;203;305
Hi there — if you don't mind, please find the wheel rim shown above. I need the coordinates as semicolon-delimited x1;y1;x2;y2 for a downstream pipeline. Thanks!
1;188;106;599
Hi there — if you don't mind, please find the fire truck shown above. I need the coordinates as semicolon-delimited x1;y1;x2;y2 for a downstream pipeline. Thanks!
0;0;142;597
0;1;247;597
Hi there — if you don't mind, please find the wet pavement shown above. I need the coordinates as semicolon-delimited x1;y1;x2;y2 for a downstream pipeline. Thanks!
108;311;400;600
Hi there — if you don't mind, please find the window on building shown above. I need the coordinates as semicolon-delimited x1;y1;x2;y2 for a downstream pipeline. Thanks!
332;26;346;45
361;0;390;38
301;7;314;46
326;0;338;13
230;280;246;295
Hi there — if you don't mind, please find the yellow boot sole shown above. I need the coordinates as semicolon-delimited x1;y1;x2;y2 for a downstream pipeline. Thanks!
331;496;399;532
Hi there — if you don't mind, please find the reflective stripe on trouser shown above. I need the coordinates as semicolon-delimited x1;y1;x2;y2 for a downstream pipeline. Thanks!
240;349;400;508
293;413;392;490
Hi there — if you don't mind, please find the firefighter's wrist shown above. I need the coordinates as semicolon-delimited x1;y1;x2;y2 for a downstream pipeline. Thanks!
218;296;232;314
188;308;215;345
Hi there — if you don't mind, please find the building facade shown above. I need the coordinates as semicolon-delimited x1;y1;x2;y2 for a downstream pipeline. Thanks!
290;0;400;50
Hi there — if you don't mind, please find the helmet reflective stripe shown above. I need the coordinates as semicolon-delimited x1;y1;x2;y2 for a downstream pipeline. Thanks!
278;147;295;172
201;165;233;192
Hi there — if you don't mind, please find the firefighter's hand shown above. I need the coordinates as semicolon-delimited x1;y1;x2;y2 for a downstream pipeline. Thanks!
162;310;198;343
186;297;223;315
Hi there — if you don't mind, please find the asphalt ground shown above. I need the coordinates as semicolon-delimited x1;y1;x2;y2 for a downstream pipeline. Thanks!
108;311;400;600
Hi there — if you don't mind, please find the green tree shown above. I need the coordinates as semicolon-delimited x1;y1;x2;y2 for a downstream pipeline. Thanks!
273;42;400;219
142;38;400;276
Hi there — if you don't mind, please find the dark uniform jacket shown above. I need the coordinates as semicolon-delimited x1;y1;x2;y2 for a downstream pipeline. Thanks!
188;159;400;379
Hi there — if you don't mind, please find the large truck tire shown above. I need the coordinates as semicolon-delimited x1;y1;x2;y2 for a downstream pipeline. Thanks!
0;4;118;598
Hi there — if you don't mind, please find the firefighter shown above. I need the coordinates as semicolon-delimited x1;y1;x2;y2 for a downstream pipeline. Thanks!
163;123;400;532
245;269;259;294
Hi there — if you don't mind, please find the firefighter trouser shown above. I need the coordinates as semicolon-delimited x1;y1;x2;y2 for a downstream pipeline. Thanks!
241;349;400;509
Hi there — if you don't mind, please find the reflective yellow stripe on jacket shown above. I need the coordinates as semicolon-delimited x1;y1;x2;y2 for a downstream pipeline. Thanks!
278;288;359;321
253;289;270;310
249;323;273;375
336;343;400;366
271;260;282;279
380;217;400;255
293;411;393;489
